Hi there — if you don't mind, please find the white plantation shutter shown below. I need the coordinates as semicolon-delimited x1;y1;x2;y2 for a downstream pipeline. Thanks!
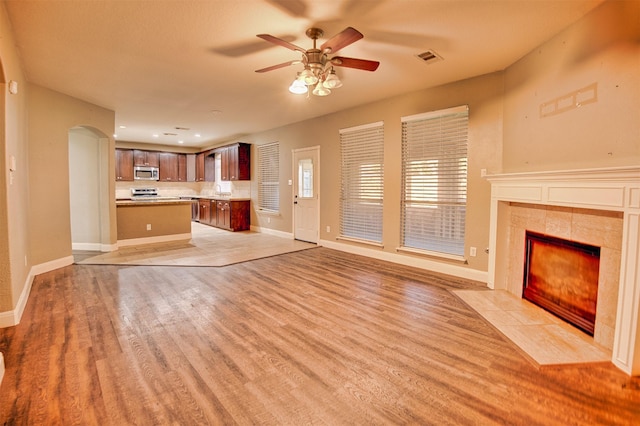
257;142;279;212
401;106;468;257
340;121;384;243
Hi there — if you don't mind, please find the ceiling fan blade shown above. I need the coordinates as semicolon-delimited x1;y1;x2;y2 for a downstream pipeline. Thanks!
257;34;306;53
321;27;363;53
331;56;380;72
255;60;300;73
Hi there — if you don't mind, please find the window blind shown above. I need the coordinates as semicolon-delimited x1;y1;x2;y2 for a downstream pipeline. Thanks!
339;121;384;243
400;106;468;256
257;142;279;212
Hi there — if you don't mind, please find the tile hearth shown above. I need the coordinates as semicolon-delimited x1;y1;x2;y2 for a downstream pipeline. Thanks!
454;289;611;368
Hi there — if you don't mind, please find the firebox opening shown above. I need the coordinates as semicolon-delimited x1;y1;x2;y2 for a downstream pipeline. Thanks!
523;231;601;336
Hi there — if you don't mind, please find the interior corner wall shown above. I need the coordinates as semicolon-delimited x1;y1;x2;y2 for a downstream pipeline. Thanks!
246;71;504;274
27;84;115;266
0;1;30;314
502;0;640;173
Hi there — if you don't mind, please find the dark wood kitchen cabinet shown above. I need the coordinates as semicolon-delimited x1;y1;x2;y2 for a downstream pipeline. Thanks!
195;151;215;182
159;152;178;182
219;143;250;181
159;152;187;182
216;200;250;231
133;149;159;167
216;200;231;229
198;199;211;224
115;149;134;181
177;153;187;182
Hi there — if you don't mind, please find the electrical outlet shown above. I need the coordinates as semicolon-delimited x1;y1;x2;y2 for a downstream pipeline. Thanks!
326;226;330;233
470;247;477;257
146;224;152;231
267;217;271;224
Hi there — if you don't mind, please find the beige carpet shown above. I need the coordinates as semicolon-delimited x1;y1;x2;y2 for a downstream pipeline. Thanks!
76;222;317;267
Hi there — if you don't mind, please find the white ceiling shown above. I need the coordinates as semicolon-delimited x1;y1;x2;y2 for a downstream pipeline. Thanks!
4;0;604;148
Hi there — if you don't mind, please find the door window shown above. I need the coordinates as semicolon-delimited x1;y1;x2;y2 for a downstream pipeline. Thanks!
298;158;314;198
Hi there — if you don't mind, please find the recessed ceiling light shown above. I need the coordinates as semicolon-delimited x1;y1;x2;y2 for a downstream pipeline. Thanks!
113;134;118;138
119;125;127;129
195;133;201;138
178;140;184;144
153;134;159;138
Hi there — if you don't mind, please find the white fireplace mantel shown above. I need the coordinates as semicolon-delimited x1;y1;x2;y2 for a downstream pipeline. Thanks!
485;166;640;376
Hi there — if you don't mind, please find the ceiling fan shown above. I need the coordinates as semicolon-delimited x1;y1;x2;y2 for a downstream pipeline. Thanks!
255;27;380;96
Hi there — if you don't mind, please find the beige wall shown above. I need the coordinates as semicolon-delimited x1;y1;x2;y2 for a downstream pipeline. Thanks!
245;72;504;273
27;84;115;266
247;0;638;275
0;2;29;312
503;0;640;172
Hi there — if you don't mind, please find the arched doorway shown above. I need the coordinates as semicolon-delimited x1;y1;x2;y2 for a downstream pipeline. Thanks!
68;126;111;252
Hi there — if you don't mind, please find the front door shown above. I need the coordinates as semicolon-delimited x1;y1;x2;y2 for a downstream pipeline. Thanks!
293;147;319;243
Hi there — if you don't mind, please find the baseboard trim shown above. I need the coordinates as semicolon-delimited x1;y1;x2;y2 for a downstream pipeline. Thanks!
0;255;74;328
250;225;293;239
72;242;119;252
319;238;488;283
117;233;191;248
0;352;4;388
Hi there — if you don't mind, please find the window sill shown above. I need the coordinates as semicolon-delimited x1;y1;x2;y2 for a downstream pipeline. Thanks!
257;209;280;216
337;235;384;248
397;246;467;264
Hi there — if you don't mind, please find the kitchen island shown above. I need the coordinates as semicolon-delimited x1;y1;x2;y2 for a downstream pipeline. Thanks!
116;198;193;246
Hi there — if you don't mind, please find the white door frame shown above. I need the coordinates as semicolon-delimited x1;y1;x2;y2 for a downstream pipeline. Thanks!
292;146;320;243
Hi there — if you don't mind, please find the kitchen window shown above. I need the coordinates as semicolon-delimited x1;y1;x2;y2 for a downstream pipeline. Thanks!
400;105;468;258
257;142;280;213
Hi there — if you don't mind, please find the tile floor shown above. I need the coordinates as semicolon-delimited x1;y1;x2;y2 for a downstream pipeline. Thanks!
454;289;612;368
76;222;317;267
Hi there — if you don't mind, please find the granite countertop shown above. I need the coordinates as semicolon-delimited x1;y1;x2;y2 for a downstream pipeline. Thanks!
116;198;194;206
116;196;250;206
184;195;251;201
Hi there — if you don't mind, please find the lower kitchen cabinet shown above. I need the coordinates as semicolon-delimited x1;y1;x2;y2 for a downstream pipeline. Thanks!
198;199;211;224
196;199;249;231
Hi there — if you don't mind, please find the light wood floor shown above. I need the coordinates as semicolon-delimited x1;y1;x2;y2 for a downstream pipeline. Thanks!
1;248;639;425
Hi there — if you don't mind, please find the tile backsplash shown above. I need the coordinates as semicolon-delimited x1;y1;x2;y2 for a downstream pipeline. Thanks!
115;180;251;199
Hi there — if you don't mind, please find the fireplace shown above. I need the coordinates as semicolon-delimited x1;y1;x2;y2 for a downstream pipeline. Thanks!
486;166;640;376
523;231;600;335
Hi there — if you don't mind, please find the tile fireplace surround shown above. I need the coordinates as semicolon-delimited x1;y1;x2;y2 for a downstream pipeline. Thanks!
486;166;640;376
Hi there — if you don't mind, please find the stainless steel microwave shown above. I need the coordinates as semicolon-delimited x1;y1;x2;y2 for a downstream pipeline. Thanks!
134;166;159;181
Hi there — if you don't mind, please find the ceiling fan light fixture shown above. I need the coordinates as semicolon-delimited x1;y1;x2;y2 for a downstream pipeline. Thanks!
299;67;318;85
312;81;331;96
323;69;342;89
289;78;308;94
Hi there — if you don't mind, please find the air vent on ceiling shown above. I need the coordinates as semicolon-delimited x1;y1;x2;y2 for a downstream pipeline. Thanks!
416;50;442;65
175;126;190;131
163;132;178;136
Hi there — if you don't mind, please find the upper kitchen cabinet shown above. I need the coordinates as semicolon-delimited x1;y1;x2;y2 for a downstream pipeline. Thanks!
115;149;134;181
133;149;160;167
159;152;187;182
219;143;250;181
178;154;187;182
195;151;215;182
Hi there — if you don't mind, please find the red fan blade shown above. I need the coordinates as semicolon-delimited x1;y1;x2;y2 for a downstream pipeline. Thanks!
257;34;306;53
331;56;380;71
321;27;363;53
255;60;300;73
